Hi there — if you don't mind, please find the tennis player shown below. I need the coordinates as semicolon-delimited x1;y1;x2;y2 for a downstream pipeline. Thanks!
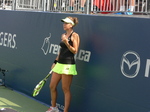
46;16;80;112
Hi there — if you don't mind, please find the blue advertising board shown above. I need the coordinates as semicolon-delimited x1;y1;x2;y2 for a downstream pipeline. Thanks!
0;10;150;112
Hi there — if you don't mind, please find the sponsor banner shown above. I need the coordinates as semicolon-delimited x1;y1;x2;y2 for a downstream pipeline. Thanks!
41;33;91;62
0;10;150;112
0;32;17;49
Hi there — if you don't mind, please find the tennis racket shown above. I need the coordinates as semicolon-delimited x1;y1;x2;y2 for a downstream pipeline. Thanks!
32;70;52;97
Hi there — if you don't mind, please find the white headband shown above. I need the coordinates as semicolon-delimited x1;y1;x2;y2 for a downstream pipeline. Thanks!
61;17;75;25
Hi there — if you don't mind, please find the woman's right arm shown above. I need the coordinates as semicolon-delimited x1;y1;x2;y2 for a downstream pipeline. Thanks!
51;53;59;69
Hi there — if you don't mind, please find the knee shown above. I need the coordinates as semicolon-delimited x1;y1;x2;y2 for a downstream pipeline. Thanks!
62;86;70;94
49;83;56;91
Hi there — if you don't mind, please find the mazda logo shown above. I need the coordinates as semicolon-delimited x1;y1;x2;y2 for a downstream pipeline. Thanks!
120;51;140;78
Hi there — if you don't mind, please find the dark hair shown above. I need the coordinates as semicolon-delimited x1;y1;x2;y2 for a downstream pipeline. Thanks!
68;16;79;27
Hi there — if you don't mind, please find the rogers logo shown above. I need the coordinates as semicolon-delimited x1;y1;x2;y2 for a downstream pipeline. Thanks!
41;33;91;62
120;51;140;78
0;32;17;49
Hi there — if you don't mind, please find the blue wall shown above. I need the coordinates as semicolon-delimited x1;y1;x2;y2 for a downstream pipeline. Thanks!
0;10;150;112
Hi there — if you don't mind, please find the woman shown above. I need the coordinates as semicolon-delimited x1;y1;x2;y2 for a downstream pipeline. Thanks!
46;16;80;112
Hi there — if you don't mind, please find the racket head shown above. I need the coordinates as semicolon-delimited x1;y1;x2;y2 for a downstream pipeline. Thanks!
32;70;52;97
32;80;46;97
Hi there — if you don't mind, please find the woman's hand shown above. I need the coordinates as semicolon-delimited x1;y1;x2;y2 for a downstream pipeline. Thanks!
61;34;68;44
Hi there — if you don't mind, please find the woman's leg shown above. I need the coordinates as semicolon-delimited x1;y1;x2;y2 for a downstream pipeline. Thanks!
62;74;73;112
70;0;74;10
129;0;135;11
119;0;125;11
49;72;62;107
81;0;86;7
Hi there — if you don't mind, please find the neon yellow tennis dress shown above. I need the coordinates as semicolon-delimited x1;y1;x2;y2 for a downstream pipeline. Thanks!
52;32;77;75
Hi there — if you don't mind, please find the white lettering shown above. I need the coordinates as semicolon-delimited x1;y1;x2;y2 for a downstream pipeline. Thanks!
145;59;150;77
77;50;91;62
49;44;60;55
3;32;8;47
49;44;55;53
53;44;60;55
78;50;85;60
48;45;91;62
84;51;91;62
12;34;16;48
56;103;64;110
0;32;17;49
0;32;3;45
42;34;91;62
7;33;12;47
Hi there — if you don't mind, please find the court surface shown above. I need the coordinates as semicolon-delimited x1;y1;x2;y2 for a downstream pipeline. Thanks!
0;86;49;112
